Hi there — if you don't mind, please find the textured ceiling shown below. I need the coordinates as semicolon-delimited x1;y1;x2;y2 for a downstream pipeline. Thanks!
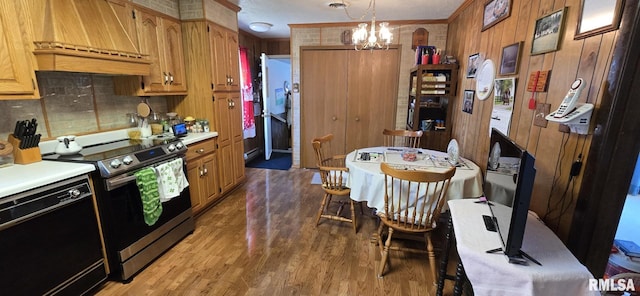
228;0;466;38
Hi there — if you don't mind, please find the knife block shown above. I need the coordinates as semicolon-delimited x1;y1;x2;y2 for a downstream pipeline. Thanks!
7;134;41;164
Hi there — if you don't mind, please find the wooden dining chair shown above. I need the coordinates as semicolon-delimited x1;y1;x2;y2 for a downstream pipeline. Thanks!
376;162;456;281
382;129;423;148
312;134;358;233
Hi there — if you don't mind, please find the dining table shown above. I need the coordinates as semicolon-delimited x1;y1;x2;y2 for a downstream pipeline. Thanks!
345;146;484;211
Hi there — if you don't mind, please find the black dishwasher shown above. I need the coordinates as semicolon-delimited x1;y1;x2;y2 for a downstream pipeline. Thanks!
0;175;107;296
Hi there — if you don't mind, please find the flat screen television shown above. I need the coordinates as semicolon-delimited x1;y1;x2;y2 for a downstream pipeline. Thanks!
484;128;539;265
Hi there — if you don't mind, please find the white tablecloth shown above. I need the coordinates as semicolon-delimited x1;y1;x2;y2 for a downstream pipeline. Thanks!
345;147;483;211
448;199;597;296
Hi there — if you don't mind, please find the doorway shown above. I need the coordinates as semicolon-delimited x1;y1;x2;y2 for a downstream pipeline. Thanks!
261;54;292;160
245;53;292;170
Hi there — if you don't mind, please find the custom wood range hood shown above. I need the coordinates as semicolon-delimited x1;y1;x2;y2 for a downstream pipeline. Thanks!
25;0;150;75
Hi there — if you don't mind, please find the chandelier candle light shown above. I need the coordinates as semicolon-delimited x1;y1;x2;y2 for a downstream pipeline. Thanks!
341;0;392;50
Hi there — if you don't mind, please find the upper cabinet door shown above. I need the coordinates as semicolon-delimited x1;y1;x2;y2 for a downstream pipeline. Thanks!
113;8;187;96
106;0;138;51
0;1;38;98
208;23;240;92
209;23;229;92
161;18;186;92
135;10;165;92
225;33;240;91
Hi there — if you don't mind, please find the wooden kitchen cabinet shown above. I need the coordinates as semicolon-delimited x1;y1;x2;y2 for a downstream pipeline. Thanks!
209;22;240;92
167;20;245;198
185;138;219;214
300;47;400;168
406;64;458;151
0;0;39;99
215;92;245;193
114;8;186;95
106;0;138;51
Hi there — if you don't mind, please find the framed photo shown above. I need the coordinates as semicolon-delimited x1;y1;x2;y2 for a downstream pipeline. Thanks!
463;90;475;114
466;53;480;78
531;8;567;55
482;0;512;31
499;42;522;75
574;0;624;39
493;78;516;107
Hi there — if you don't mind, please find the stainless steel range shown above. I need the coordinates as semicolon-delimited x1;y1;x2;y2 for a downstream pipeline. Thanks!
43;136;194;282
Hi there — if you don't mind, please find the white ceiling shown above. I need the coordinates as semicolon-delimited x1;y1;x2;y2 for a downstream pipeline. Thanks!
228;0;466;39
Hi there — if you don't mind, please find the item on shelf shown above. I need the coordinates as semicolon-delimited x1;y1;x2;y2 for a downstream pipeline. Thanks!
421;120;434;131
432;54;441;65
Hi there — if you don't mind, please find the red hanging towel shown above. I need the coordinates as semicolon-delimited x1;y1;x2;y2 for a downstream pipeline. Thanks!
239;47;256;138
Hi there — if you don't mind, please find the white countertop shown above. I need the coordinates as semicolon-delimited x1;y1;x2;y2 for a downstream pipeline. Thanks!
1;131;218;198
0;161;96;198
180;132;218;145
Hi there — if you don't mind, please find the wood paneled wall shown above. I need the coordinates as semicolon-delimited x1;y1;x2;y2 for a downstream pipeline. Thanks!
447;0;618;240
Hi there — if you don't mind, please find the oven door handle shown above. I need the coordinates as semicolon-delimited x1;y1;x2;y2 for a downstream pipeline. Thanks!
106;174;139;191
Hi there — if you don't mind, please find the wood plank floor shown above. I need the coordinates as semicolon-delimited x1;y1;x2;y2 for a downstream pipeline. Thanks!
95;167;460;295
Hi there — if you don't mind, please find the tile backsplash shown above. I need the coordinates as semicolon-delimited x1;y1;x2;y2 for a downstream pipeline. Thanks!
0;72;167;141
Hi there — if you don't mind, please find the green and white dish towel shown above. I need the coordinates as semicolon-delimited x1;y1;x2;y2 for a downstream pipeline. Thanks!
134;167;163;226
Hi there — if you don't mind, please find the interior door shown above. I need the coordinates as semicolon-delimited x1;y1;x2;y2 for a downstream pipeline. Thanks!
300;49;349;168
345;48;400;152
261;53;273;160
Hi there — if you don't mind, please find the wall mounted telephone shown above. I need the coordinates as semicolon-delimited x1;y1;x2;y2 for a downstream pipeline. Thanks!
553;78;584;118
546;78;593;134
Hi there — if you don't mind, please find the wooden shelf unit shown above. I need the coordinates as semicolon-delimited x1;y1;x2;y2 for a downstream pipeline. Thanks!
406;64;459;151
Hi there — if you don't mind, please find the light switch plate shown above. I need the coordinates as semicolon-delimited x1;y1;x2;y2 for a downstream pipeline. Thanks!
533;103;550;127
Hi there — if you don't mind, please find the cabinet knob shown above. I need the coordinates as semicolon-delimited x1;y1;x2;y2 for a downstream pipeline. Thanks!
203;167;208;175
196;148;205;154
355;116;360;122
163;72;169;85
332;116;337;121
169;72;174;85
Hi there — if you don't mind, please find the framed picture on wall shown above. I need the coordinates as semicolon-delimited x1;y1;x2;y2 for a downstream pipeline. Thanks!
463;90;475;114
467;53;480;78
482;0;512;31
499;42;522;75
574;0;624;39
531;7;567;55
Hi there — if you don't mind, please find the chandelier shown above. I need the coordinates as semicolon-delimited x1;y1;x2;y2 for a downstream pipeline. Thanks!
340;0;392;50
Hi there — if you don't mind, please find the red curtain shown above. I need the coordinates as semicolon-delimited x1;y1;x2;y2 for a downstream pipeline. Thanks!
239;47;255;138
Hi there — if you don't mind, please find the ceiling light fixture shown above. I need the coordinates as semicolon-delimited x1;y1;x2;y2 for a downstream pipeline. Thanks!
340;0;392;50
249;22;273;33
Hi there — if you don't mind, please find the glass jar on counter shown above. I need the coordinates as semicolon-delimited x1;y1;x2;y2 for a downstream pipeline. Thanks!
200;119;210;132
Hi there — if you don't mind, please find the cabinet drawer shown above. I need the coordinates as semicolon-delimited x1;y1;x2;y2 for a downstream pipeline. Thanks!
186;138;216;161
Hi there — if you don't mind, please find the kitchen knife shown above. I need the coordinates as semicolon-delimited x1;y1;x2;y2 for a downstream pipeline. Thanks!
14;121;20;136
24;120;32;136
16;121;25;139
19;135;26;149
30;118;37;136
